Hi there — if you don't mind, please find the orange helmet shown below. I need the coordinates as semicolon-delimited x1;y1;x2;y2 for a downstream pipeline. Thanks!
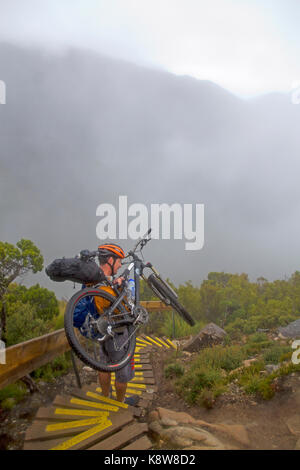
98;243;125;259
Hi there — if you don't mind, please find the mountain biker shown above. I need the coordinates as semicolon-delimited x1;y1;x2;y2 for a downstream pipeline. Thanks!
95;243;138;406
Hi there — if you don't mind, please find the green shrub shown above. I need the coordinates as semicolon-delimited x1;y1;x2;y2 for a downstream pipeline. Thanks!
192;345;246;372
6;301;50;346
0;382;28;410
164;363;184;379
32;352;72;382
176;365;225;404
1;398;16;410
248;332;269;343
263;346;291;364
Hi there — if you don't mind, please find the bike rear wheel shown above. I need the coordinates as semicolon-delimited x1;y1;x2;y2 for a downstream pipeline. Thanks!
147;274;195;326
64;287;136;372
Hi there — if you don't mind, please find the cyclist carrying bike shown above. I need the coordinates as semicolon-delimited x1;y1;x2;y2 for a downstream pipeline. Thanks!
96;243;138;406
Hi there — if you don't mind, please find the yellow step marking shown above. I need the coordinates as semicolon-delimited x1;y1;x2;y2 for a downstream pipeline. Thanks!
136;337;153;345
51;420;112;450
88;391;128;408
165;338;177;349
112;371;144;377
111;385;142;395
70;397;118;412
54;408;109;418
145;336;163;347
46;417;107;432
120;382;146;389
154;336;170;348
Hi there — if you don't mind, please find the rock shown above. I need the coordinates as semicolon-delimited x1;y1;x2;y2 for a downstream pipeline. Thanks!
157;407;196;425
182;323;227;353
150;407;250;449
295;438;300;450
82;366;95;372
265;364;280;373
161;426;223;449
148;410;159;423
278;319;300;339
160;417;178;426
148;420;163;435
285;416;300;436
196;422;251;447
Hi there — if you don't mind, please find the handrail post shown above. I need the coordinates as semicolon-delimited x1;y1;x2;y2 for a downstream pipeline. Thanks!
70;350;82;389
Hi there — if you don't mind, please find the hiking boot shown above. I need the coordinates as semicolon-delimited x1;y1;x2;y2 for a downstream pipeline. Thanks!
124;395;140;406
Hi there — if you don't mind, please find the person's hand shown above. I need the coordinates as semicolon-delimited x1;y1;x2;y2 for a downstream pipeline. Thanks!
113;276;125;286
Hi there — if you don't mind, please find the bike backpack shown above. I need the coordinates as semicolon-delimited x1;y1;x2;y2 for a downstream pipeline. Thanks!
72;285;103;340
45;257;104;284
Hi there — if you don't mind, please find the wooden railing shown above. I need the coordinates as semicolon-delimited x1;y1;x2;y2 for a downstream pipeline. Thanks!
0;301;171;389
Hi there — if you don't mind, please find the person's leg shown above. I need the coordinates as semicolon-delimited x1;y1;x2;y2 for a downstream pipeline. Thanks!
115;380;127;402
98;371;111;396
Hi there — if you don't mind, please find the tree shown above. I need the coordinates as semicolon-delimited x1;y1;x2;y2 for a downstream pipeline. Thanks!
6;283;59;321
6;301;50;346
0;239;43;340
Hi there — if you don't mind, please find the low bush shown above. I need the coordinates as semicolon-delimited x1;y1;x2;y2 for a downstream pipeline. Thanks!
0;382;28;410
164;363;184;379
31;352;72;382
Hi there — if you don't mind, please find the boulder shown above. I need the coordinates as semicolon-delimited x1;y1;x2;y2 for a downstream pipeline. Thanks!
278;319;300;339
148;407;250;449
182;323;227;352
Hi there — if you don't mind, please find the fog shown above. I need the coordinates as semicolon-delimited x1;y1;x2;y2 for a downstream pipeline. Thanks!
0;43;300;299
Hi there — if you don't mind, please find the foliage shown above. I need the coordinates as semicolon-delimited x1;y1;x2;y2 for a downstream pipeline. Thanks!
0;239;43;300
0;239;43;341
173;336;300;408
6;301;50;346
164;362;184;379
31;352;72;382
6;283;59;321
0;382;28;410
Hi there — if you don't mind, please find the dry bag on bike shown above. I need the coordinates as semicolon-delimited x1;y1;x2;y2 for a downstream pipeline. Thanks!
73;286;104;339
45;257;104;284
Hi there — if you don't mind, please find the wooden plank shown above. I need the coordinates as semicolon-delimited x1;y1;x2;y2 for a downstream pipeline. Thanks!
130;377;155;385
23;437;68;451
140;301;171;311
52;395;120;412
24;416;112;442
50;411;134;450
35;406;110;422
134;364;153;371
150;336;171;349
75;387;141;417
25;407;134;447
88;422;148;450
141;335;164;348
122;435;153;450
132;357;151;364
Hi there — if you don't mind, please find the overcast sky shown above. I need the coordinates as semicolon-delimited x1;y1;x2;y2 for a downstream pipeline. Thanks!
0;0;300;97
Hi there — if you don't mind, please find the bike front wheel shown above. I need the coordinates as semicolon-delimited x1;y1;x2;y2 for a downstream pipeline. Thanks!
64;287;136;372
147;274;195;326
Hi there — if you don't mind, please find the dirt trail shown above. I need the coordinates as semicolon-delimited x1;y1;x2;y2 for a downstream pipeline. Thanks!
149;349;300;450
1;350;300;450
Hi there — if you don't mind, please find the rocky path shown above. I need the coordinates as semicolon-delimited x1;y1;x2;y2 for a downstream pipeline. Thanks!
148;348;300;450
1;347;300;450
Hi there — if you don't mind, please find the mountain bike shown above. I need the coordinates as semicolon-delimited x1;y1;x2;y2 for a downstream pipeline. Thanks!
64;229;195;372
